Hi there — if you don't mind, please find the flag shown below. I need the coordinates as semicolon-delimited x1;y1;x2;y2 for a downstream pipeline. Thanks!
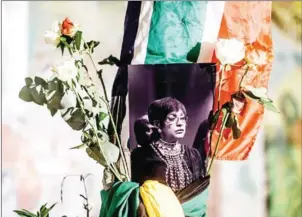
109;1;273;161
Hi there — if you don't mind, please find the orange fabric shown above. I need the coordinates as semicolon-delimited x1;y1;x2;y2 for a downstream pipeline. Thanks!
210;1;274;160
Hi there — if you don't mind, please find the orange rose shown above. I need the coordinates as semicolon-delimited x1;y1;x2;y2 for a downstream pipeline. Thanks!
61;18;75;37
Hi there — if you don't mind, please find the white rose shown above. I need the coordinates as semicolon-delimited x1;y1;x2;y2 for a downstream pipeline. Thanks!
244;85;268;98
44;21;61;46
53;59;78;82
216;38;245;65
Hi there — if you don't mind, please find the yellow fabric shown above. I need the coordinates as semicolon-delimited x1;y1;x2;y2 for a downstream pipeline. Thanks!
139;180;185;217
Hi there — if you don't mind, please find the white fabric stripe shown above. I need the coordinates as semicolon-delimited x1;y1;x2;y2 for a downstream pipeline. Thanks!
197;1;225;63
131;1;154;64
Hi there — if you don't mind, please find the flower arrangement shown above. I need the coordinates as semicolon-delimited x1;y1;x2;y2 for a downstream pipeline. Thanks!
14;18;278;216
206;38;278;173
18;18;129;183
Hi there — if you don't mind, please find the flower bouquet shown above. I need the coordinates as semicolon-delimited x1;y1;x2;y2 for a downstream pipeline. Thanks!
206;38;278;173
14;18;278;217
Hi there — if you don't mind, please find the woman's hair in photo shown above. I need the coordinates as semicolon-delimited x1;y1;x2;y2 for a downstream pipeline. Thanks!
148;97;187;126
134;97;187;147
134;117;161;147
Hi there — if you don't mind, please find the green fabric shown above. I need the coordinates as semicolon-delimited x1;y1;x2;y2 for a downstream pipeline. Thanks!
145;1;208;64
181;187;209;217
99;181;140;217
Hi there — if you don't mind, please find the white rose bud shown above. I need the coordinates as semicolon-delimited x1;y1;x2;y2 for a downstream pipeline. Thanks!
44;21;61;46
216;38;245;65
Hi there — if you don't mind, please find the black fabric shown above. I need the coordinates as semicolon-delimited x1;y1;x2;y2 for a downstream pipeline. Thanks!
108;2;142;139
131;144;202;190
175;175;210;204
112;1;141;97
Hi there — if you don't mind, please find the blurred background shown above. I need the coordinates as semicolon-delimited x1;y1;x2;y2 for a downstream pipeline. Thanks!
2;1;301;217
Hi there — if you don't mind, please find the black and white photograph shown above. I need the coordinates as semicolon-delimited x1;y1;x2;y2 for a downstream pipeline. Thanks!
128;63;216;191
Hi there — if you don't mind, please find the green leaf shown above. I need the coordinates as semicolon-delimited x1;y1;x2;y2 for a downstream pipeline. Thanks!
48;107;58;117
46;78;64;109
39;204;48;217
43;203;56;217
19;86;33;102
13;209;37;217
59;42;65;56
65;109;87;131
86;139;120;166
243;90;261;100
48;203;57;212
61;107;74;121
39;203;56;217
231;116;241;139
99;112;108;121
102;140;120;164
14;203;56;217
98;55;120;66
34;77;47;88
69;144;86;150
84;40;100;53
225;113;235;128
81;131;91;143
75;31;82;50
260;98;280;113
31;87;46;105
60;37;66;43
221;108;228;127
47;91;63;109
222;102;232;112
209;110;220;130
86;146;106;166
25;77;33;87
260;97;273;103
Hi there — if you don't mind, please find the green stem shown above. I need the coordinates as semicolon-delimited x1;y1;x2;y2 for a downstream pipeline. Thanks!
87;53;109;103
81;176;90;217
67;41;128;181
81;38;129;180
71;83;123;182
217;66;224;109
101;97;130;181
239;65;249;89
81;38;109;103
206;111;230;175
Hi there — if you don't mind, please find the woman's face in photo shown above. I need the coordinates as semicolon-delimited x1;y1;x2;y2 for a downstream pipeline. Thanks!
161;109;187;142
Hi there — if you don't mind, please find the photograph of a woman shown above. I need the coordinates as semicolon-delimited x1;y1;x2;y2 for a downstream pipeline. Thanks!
127;63;215;216
131;97;202;191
